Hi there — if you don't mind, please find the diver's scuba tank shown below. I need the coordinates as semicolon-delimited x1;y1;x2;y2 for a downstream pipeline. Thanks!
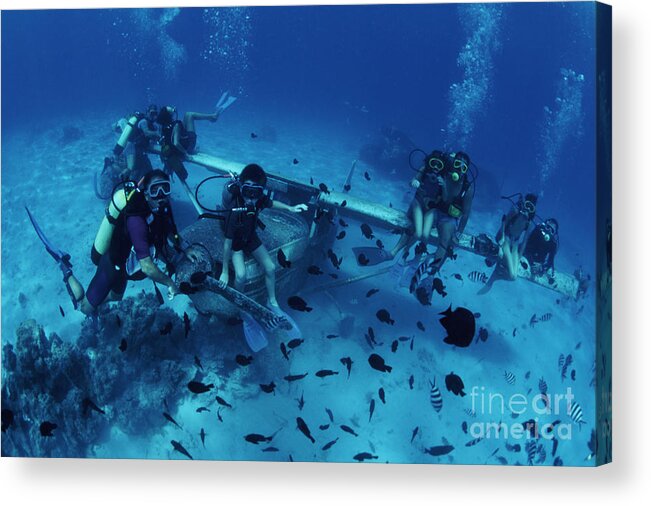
113;113;144;157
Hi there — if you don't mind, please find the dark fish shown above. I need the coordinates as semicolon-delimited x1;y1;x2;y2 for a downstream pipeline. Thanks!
325;408;334;422
159;321;173;335
513;328;517;337
414;242;428;256
321;438;339;451
424;445;454;456
1;409;14;432
245;433;273;445
315;369;339;378
340;424;359;437
163;412;182;429
445;372;466;397
343;184;351;192
539;377;548;395
194;355;203;370
363;171;371;181
411;426;419;443
496;456;508;465
340;200;347;207
58;305;65;317
468;271;488;283
280;342;290;361
357;253;370;266
354;452;378;462
250;132;258;138
188;381;214;394
376;309;395;325
183;312;191;338
529;314;538;327
118;339;127;352
263;446;279;452
439;305;476;348
327;249;342;269
171;440;193;460
378;387;386;404
417;321;425;332
154;283;165;305
217;408;223;422
319;424;330;430
368;353;392;373
319;183;330;194
504;371;516;385
366;327;378;345
525;371;531;380
369;399;375;422
429;379;443;411
326;334;339;339
310;176;314;185
410;337;414;351
571;369;576;381
505;442;521;452
540;313;552;322
409;375;414;390
465;437;483;447
391;340;398;353
293;158;299;165
296;417;315;443
360;223;374;239
199;428;207;448
462;421;468;434
336;230;346;240
473;312;481;318
236;354;253;366
39;421;57;437
453;273;463;281
376;239;384;249
284;373;308;382
307;265;323;275
366;288;379;298
477;327;488;342
215;396;233;408
196;407;210;413
398;336;411;342
287;338;304;349
339;218;349;228
277;248;291;268
431;278;447;297
260;382;276;394
287;296;313;312
81;398;105;416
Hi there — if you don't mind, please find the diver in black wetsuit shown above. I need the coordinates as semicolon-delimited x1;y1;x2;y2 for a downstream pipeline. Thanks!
524;218;559;276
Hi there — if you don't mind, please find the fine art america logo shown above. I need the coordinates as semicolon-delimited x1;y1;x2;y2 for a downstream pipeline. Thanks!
468;386;586;440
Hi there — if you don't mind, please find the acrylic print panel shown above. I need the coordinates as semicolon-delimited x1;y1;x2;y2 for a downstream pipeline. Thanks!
1;2;611;465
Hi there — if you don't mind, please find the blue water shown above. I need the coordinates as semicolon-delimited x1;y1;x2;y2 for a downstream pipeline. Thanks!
1;3;601;465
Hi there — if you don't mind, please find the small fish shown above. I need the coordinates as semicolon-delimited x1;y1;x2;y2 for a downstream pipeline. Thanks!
196;407;210;413
163;412;182;429
465;437;483;447
376;239;384;250
429;379;443;412
378;387;386;404
296;417;315;443
539;313;552;322
194;355;203;370
263;446;279;452
287;296;313;312
410;337;414;351
431;278;447;298
360;223;374;239
280;342;290;361
376;309;395;325
319;424;330;430
366;288;379;298
118;339;127;352
453;273;463;281
250;132;258;138
391;340;398;353
343;184;351;192
159;321;173;335
368;353;392;373
569;401;586;428
424;445;454;456
445;372;466;397
171;440;193;460
504;371;516;385
319;183;330;194
81;398;105;416
183;312;191;338
315;369;339;378
366;327;377;345
505;442;521;453
321;438;339;451
477;327;488;342
199;428;207;448
354;452;378;462
217;408;224;422
336;231;346;240
468;271;488;283
363;171;371;181
340;200;347;207
235;354;253;366
38;420;57;437
409;375;414;390
284;373;308;382
571;369;576;381
529;314;539;327
307;265;324;276
59;305;65;317
339;218;348;228
215;396;233;408
187;381;214;394
310;176;314;185
340;424;359;437
325;408;334;423
561;354;573;381
473;312;481;318
287;338;304;349
525;371;531;380
369;399;376;422
461;421;468;434
539;377;548;395
411;426;419;443
496;456;508;465
417;321;425;332
245;433;273;445
326;333;339;339
357;253;370;266
525;440;537;465
277;248;291;268
260;382;276;394
465;408;477;418
293;158;299;165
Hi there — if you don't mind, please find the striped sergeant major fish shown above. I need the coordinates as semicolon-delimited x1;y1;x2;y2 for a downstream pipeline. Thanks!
504;371;516;385
569;401;587;429
429;379;443;413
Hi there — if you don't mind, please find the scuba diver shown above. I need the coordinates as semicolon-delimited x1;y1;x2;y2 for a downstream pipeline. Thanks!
158;93;237;181
478;193;538;295
524;218;559;276
109;104;161;179
27;170;195;315
215;164;308;309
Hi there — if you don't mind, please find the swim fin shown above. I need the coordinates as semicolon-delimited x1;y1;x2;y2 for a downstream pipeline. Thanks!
240;311;269;352
352;247;394;267
270;306;302;341
25;206;78;308
216;92;237;114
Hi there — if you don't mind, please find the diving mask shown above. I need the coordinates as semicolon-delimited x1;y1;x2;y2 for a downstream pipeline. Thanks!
453;158;469;174
241;183;264;200
147;180;172;199
523;200;536;215
426;154;445;172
